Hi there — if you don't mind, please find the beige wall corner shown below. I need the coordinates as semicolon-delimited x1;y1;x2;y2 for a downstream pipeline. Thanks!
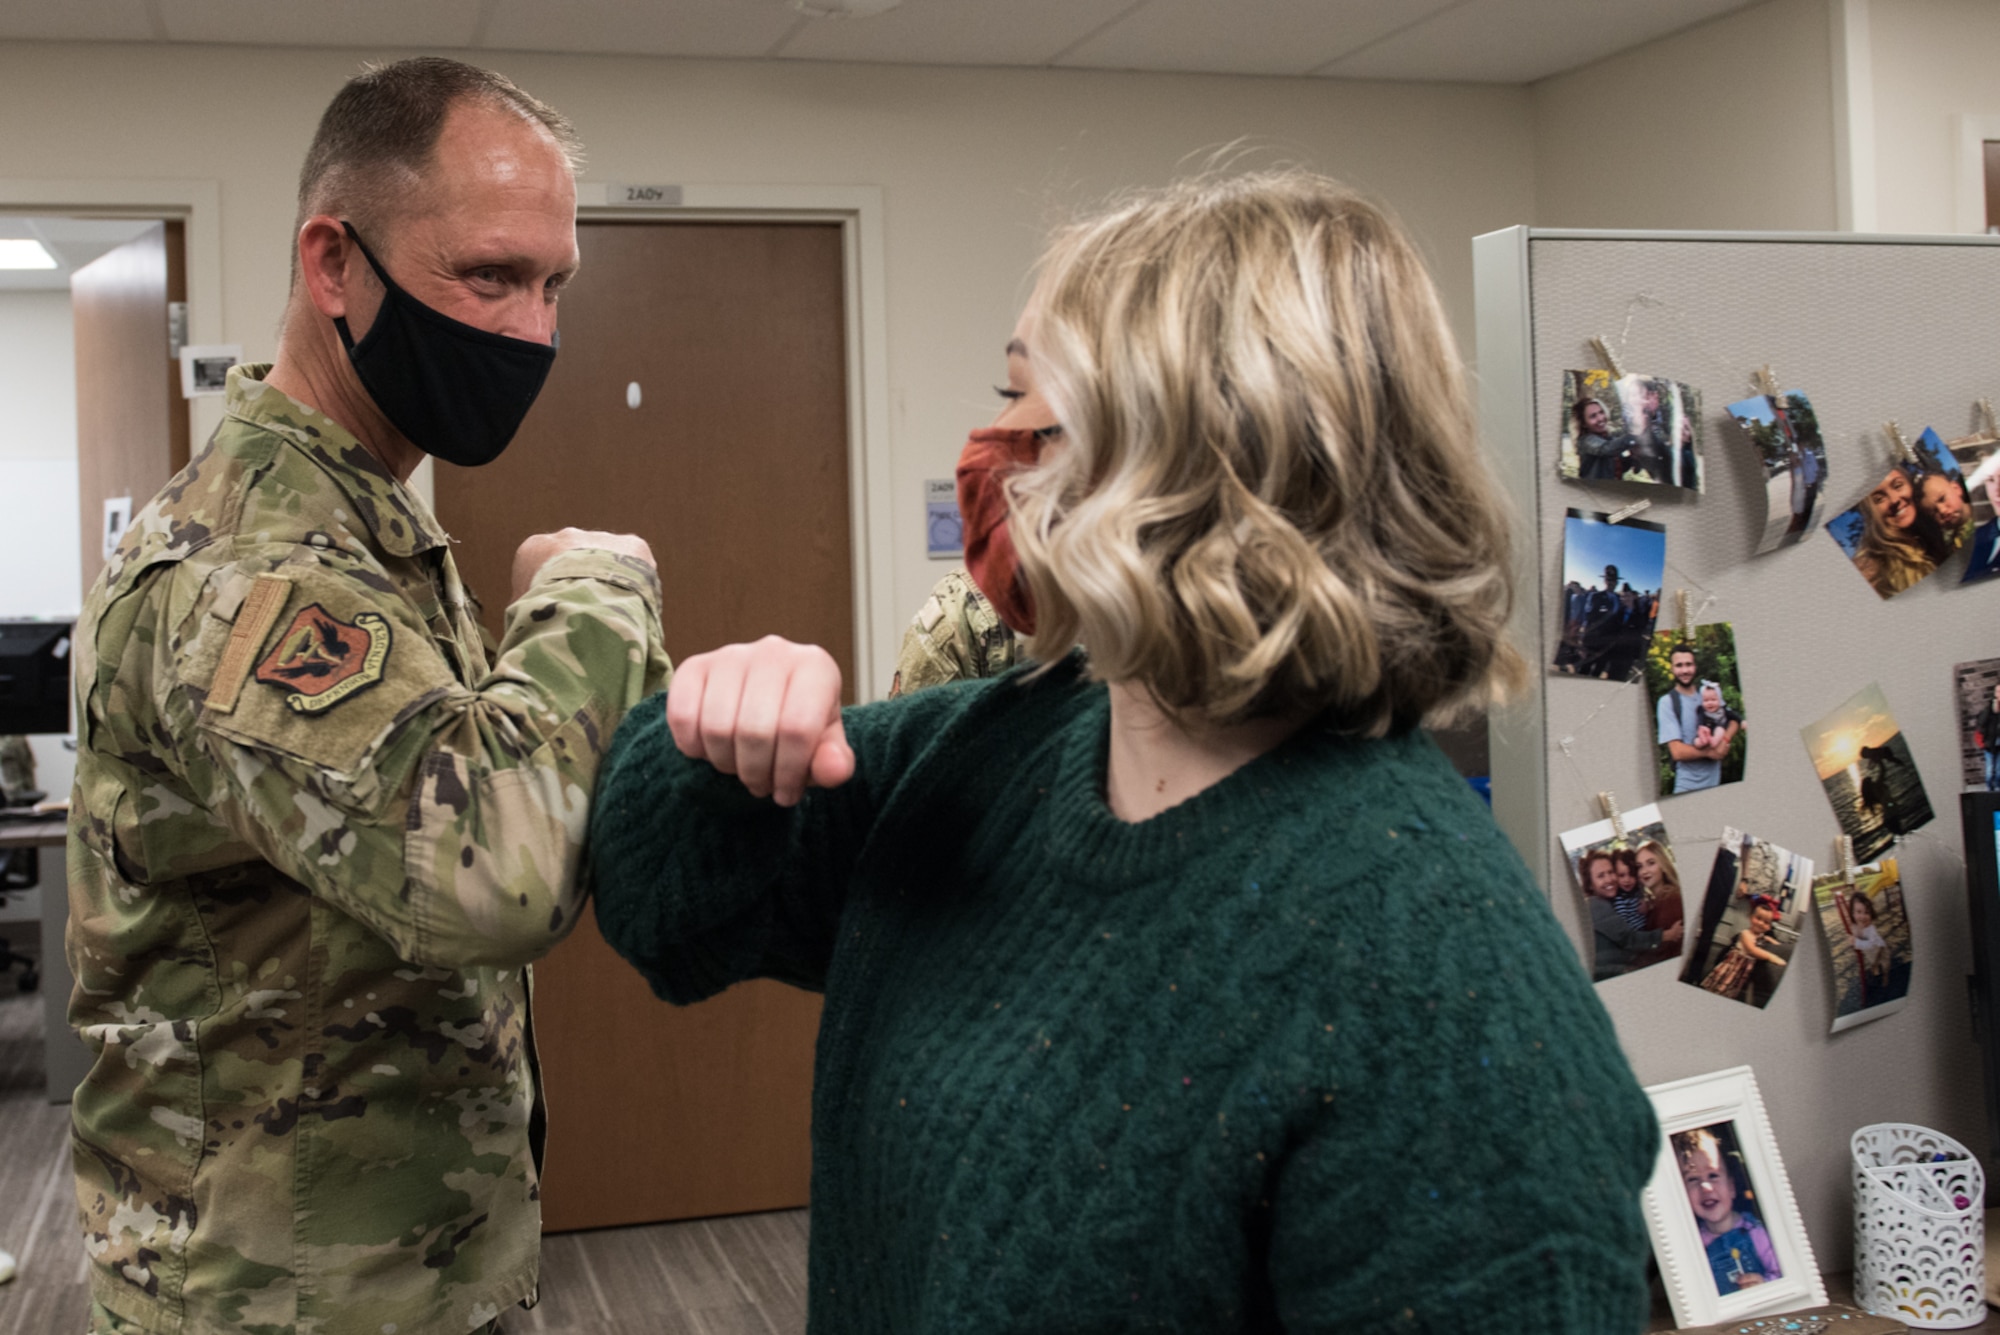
1832;0;1878;230
1531;0;1840;232
1868;0;2000;234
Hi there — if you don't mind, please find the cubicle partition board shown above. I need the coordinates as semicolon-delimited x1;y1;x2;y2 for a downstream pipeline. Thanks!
1474;227;2000;1269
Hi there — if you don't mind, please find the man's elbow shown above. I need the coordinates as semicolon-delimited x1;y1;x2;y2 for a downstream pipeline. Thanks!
402;749;595;969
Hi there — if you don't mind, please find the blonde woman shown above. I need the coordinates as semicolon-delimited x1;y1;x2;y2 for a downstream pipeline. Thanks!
1852;466;1937;597
1633;838;1686;969
588;172;1658;1332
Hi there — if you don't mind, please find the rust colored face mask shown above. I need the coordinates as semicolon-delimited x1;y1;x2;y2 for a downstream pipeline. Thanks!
954;426;1050;635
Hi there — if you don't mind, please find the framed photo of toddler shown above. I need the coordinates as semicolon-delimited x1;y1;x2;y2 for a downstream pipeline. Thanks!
1640;1066;1825;1328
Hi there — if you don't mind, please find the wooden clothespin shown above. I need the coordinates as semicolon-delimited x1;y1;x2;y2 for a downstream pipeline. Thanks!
1590;336;1625;381
1599;792;1626;841
1754;365;1780;402
1980;398;1999;442
1884;421;1915;466
1676;590;1692;632
1606;499;1652;525
1838;834;1857;886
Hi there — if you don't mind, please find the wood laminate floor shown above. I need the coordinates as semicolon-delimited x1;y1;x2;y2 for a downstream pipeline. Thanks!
0;974;809;1335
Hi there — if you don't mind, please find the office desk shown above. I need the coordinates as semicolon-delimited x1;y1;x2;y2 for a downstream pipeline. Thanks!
0;815;86;1103
0;815;67;850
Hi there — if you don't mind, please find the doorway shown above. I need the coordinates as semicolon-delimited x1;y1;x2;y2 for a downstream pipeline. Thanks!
0;211;188;1106
433;218;853;1230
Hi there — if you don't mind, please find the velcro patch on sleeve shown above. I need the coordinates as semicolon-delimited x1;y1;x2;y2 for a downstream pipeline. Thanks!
254;603;392;714
205;574;292;715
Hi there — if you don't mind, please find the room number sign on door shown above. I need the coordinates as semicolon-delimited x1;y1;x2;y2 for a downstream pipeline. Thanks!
607;184;684;207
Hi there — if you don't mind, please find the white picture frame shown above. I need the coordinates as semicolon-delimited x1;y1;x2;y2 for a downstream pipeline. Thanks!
1641;1066;1826;1327
179;343;242;398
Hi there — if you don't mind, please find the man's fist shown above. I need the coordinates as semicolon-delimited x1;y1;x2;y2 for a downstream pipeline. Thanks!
513;528;655;599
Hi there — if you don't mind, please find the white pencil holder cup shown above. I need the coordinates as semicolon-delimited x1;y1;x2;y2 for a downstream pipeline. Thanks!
1851;1122;1986;1329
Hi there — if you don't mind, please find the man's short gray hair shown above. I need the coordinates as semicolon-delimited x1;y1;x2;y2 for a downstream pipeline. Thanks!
292;56;582;280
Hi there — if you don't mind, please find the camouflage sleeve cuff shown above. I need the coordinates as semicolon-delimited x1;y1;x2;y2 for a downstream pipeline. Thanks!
525;547;664;617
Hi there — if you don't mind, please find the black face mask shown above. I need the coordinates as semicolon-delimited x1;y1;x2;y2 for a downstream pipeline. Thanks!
332;221;558;468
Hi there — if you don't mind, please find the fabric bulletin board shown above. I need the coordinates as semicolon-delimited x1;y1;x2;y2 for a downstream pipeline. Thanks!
1473;227;2000;1269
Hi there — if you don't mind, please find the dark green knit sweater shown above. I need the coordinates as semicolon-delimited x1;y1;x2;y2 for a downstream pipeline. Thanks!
588;658;1657;1333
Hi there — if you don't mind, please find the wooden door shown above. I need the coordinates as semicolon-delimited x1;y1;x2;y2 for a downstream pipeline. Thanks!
72;220;189;594
434;220;851;1231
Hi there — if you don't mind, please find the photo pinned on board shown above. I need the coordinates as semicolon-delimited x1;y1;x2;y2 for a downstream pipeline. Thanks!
1824;427;1974;599
1670;1120;1787;1295
1681;827;1812;1010
1800;683;1935;861
1812;858;1912;1031
1945;432;2000;583
1955;658;2000;793
1726;389;1828;554
1559;803;1686;983
1559;370;1705;490
1553;508;1667;683
1644;624;1747;797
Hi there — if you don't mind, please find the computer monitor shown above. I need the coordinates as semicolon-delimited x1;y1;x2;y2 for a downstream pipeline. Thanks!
1962;790;2000;1168
0;619;73;735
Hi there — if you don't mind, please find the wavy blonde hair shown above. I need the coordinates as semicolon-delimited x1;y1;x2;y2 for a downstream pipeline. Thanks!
1008;170;1524;732
1854;479;1933;598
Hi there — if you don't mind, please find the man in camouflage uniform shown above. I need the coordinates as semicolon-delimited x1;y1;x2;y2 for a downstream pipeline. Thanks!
66;59;667;1335
887;567;1019;697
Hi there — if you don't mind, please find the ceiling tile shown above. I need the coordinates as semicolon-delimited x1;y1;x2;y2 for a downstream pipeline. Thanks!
1056;0;1461;77
482;0;803;60
778;0;1137;68
1318;0;1762;83
0;0;156;42
156;0;481;49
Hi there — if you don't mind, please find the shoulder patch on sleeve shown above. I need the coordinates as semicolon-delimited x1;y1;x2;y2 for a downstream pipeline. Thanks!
254;603;392;714
915;596;945;633
205;574;292;716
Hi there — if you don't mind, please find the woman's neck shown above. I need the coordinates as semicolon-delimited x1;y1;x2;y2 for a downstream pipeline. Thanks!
1103;681;1305;824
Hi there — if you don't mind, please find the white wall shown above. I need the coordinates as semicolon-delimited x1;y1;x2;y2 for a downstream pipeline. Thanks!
0;289;75;464
1866;0;2000;233
0;290;81;624
1532;0;1840;232
0;290;79;833
0;41;1537;687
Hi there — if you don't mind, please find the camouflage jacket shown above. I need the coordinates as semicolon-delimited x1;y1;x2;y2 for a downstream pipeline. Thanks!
887;568;1018;697
67;366;669;1335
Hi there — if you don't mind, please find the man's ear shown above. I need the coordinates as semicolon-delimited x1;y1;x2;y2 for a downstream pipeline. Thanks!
296;215;357;321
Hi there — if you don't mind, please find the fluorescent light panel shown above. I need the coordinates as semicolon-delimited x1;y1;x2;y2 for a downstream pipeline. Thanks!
0;239;57;270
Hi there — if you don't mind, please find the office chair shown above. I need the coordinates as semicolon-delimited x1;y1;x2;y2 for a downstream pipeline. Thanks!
0;847;38;993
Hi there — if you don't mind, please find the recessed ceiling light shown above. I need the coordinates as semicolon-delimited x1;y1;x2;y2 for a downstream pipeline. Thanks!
0;239;57;270
793;0;904;16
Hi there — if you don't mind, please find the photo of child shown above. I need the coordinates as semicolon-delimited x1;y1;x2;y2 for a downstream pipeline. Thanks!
1812;859;1914;1031
1673;1123;1784;1294
1800;683;1935;860
1848;894;1890;981
1727;389;1827;554
1558;369;1704;490
1643;624;1747;797
1682;827;1811;1009
1824;427;1974;599
1952;657;2000;792
1559;804;1686;982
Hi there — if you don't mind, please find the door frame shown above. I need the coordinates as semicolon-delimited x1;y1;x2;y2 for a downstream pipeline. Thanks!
1953;114;2000;235
0;178;225;442
568;183;892;699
